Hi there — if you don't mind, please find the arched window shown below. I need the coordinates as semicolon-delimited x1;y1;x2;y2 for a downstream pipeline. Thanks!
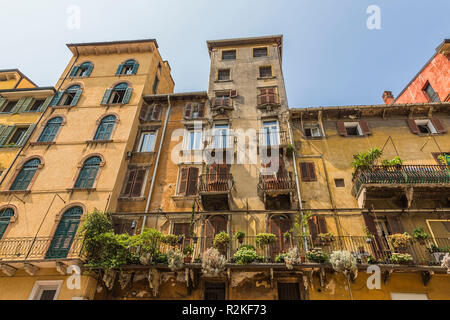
38;117;63;142
46;206;83;259
10;158;40;191
69;62;94;78
94;115;116;141
0;208;14;240
100;83;132;105
50;85;83;107
116;59;139;75
75;156;101;189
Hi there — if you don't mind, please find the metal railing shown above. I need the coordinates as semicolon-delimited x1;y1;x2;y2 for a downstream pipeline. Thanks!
258;172;296;192
353;165;450;196
258;130;288;147
199;174;234;193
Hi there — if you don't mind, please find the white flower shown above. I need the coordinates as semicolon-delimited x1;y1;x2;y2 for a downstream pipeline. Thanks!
330;250;358;278
202;248;227;275
442;253;450;274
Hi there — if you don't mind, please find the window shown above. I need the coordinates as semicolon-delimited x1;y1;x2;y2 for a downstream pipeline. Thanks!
74;156;101;189
334;179;345;187
337;121;371;137
140;104;162;121
217;69;230;81
0;208;14;240
1;100;17;113
138;132;156;152
157;62;162;73
258;87;279;105
178;167;199;196
253;47;268;57
259;66;272;78
222;50;236;60
10;158;40;191
260;121;280;146
424;83;440;102
70;62;93;78
299;162;317;182
29;99;45;112
184;102;204;119
304;124;322;137
116;59;139;76
122;167;147;198
51;85;83;107
152;75;159;94
101;83;132;105
407;118;446;135
214;91;233;108
0;125;34;147
38;117;63;142
173;223;190;249
390;293;429;300
8;127;28;145
29;281;63;300
213;124;230;149
204;282;226;300
94;115;116;141
415;120;437;134
278;283;300;300
308;215;327;241
184;129;203;151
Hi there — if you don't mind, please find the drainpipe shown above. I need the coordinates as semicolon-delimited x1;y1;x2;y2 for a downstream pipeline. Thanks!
276;43;307;250
0;48;79;187
140;94;171;234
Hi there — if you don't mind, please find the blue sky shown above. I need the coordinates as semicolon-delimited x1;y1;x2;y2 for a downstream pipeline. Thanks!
1;0;449;107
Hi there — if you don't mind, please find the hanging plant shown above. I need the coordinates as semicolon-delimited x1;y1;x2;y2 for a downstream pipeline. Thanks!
202;248;227;275
284;247;303;270
255;233;277;248
330;250;358;280
167;249;184;271
213;232;231;252
412;227;430;245
161;234;179;247
235;231;246;244
441;253;450;274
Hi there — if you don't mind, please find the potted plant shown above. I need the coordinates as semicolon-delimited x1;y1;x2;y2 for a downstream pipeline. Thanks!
285;144;295;158
387;233;412;252
161;234;179;248
427;244;450;264
178;234;185;245
412;227;430;245
364;226;374;243
283;231;291;243
235;231;245;244
183;245;194;263
255;233;277;262
306;248;329;263
213;232;231;255
315;233;335;246
390;253;413;265
192;232;198;244
233;246;262;265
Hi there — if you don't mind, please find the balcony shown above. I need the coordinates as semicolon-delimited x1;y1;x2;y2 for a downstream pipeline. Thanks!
258;130;288;151
198;174;234;211
258;172;297;210
352;165;450;208
211;97;233;112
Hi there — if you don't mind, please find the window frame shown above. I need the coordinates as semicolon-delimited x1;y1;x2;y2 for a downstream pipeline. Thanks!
183;129;203;151
422;82;440;103
94;115;117;141
137;131;157;153
259;65;273;78
37;117;63;143
304;123;322;138
73;156;103;190
10;158;42;191
28;280;63;300
217;69;231;81
253;47;268;58
221;50;236;60
121;167;148;198
415;119;437;134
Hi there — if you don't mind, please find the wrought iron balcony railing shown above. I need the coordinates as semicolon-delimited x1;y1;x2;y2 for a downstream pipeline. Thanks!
352;165;450;196
258;130;288;147
198;174;234;193
258;172;296;192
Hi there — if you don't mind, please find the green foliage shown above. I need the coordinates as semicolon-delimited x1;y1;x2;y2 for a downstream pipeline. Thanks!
183;245;194;256
316;233;335;243
286;144;295;158
134;228;162;256
161;234;179;247
437;154;450;166
154;252;168;264
427;244;450;253
352;148;382;171
306;249;329;263
390;253;413;265
381;156;403;167
167;249;184;271
235;231;246;241
387;233;412;248
292;211;312;240
233;246;262;265
255;233;277;248
275;253;288;263
412;227;430;241
239;244;256;251
213;232;231;251
367;254;378;264
283;231;291;240
363;226;374;239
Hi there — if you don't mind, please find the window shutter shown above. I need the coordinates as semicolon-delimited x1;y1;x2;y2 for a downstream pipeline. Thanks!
300;162;316;181
336;121;347;136
0;126;15;145
0;125;6;138
152;104;161;120
85;64;94;77
359;120;371;136
0;97;6;110
139;104;149;121
17;124;36;147
122;88;133;104
308;163;317;181
362;214;378;235
431;118;447;134
116;64;124;76
184;103;192;118
123;169;136;197
308;217;319;240
101;89;112;105
407;119;420;134
50;92;64;106
300;162;309;181
11;98;26;114
198;103;205;118
70;88;83;107
69;66;79;78
230;90;237;98
132;62;139;75
386;216;404;234
131;168;146;197
20;97;34;112
186;167;199;196
178;168;189;195
317;216;328;234
39;95;53;112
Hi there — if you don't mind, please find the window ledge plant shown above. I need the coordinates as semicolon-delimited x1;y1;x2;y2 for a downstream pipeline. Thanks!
387;233;412;250
306;248;329;263
390;253;413;265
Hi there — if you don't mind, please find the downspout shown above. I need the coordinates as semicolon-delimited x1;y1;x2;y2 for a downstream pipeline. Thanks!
0;48;79;186
276;43;307;250
141;94;171;234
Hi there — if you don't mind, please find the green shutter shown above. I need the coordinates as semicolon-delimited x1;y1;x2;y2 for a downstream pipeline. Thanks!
39;95;54;112
70;88;83;107
115;64;124;76
11;98;26;114
132;63;139;75
50;92;64;106
0;125;6;138
17;124;36;147
0;97;6;110
19;97;34;112
101;89;112;105
69;66;79;78
85;64;94;77
0;126;15;146
122;88;133;104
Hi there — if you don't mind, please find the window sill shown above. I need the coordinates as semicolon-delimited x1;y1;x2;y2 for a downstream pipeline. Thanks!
67;188;96;192
214;79;233;83
52;105;72;109
0;190;31;195
118;197;146;202
257;76;276;80
86;140;113;145
172;195;197;202
0;145;20;149
30;141;56;146
303;136;325;140
132;151;156;156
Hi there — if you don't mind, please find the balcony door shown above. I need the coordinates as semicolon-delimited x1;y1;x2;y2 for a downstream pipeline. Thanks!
269;215;291;257
213;124;230;149
261;121;280;146
46;207;82;259
205;215;227;252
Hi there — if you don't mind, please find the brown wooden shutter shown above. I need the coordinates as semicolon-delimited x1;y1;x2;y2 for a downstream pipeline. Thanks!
173;223;189;236
198;103;205;117
178;168;189;194
186;167;199;196
308;163;317;181
300;162;309;181
123;169;136;197
386;216;404;234
362;213;378;235
184;103;192;118
336;121;347;136
308;216;319;240
140;105;149;121
359;120;371;136
152;104;161;120
230;90;237;98
317;216;328;234
407;119;420;134
131;169;146;197
300;162;316;182
431;118;447;133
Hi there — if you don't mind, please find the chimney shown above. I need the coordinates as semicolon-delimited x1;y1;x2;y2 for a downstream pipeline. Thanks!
382;91;394;105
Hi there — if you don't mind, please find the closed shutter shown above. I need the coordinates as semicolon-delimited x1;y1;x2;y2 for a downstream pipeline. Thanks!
140;104;149;121
317;216;328;234
69;66;79;78
116;64;124;75
50;92;64;106
278;283;300;300
17;124;36;147
362;214;377;235
407;119;420;134
359;120;371;136
122;88;133;104
386;216;404;234
11;98;26;114
131;62;139;75
85;64;94;77
152;105;161;120
198;104;205;118
122;169;136;197
39;96;53;112
178;168;189;195
0;97;6;110
0;125;6;138
308;216;319;240
70;88;83;107
101;89;112;105
19;97;34;112
186;167;199;196
131;168;146;197
336;121;347;136
184;103;192;118
431;118;447;134
0;126;15;145
299;162;316;181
